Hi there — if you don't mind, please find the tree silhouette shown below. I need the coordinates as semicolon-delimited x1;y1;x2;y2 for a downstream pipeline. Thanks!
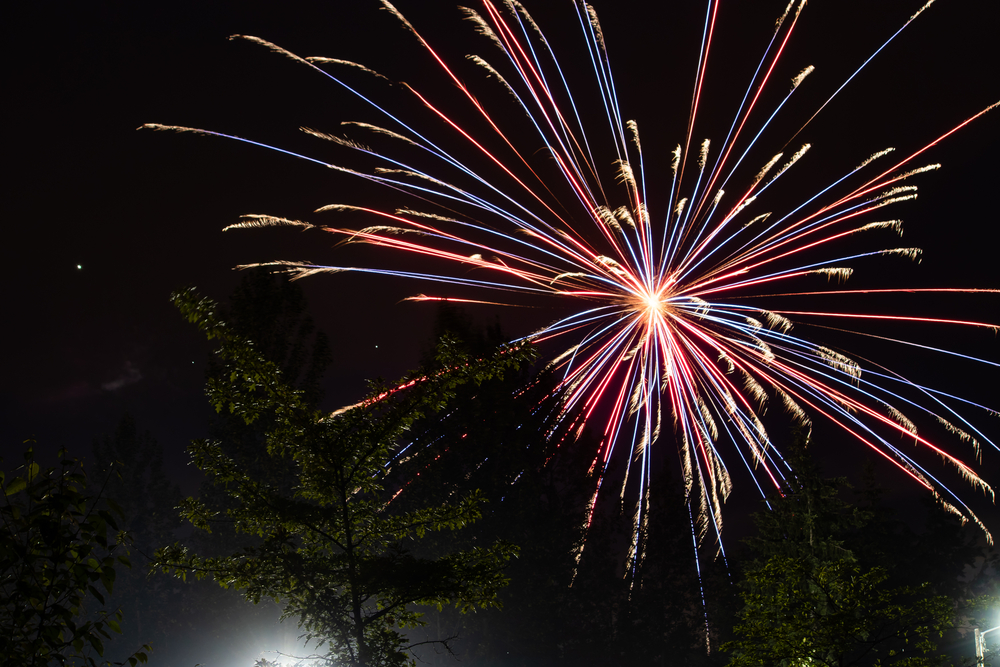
725;439;954;667
155;288;532;667
1;444;150;667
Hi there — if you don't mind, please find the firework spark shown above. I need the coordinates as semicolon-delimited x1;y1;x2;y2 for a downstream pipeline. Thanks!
145;0;998;578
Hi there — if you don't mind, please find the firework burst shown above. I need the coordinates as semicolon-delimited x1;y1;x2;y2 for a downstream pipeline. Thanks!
145;0;998;577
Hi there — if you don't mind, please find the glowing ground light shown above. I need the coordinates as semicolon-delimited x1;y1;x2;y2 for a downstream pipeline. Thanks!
145;0;998;609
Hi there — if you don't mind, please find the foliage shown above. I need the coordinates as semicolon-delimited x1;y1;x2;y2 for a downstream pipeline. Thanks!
0;444;150;667
729;555;953;667
118;271;337;667
88;412;295;667
724;440;956;667
156;288;531;667
196;270;334;557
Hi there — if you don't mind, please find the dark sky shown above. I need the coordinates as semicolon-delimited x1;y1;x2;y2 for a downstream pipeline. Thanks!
4;0;998;531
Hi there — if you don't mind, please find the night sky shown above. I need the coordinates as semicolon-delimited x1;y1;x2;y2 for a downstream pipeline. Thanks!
4;0;999;568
